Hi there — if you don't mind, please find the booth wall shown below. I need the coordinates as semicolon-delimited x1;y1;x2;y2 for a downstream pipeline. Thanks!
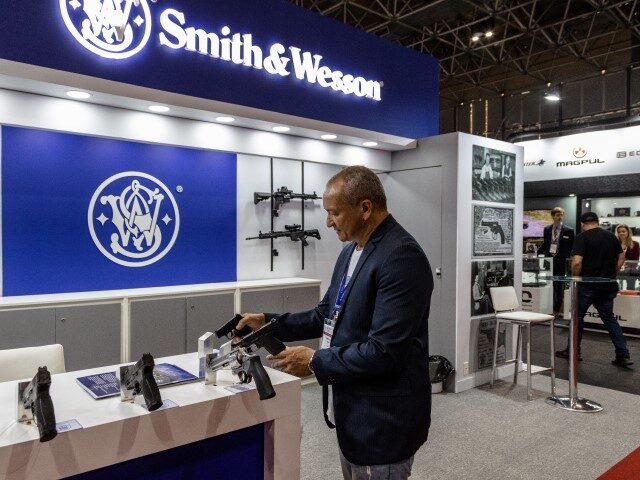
0;89;375;296
457;134;523;392
389;133;458;367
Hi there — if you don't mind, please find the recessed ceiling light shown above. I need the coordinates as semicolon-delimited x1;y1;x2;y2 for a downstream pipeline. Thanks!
471;35;480;42
569;193;576;197
521;90;530;95
66;90;91;99
485;30;494;38
148;105;170;113
321;134;337;140
216;116;235;123
544;93;561;102
272;126;290;133
363;141;378;147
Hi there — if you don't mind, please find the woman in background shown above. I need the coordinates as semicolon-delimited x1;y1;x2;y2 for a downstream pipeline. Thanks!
615;224;639;291
616;224;639;260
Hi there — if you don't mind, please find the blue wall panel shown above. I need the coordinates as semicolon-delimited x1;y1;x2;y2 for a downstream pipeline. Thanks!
2;127;237;295
67;424;264;480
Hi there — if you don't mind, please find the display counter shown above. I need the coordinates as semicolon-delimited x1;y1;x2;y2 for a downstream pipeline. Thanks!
0;278;321;371
521;255;554;315
561;261;640;336
0;353;301;479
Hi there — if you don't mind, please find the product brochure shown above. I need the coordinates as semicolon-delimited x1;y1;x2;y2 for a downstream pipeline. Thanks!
76;364;198;399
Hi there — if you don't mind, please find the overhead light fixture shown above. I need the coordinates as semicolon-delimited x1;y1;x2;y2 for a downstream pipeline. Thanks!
362;141;378;147
547;82;552;87
148;105;170;113
215;116;235;123
66;90;91;99
484;30;494;38
321;134;337;140
272;126;290;133
471;35;480;42
544;92;561;102
601;69;607;75
521;90;530;95
569;193;576;197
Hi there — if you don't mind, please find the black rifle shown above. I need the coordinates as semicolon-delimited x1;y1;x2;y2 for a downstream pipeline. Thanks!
481;221;506;244
22;367;57;442
246;224;321;247
121;353;163;411
206;316;286;400
254;186;321;217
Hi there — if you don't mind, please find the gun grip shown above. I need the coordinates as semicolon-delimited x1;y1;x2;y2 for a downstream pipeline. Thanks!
141;371;163;411
34;392;57;442
261;336;286;355
248;356;276;400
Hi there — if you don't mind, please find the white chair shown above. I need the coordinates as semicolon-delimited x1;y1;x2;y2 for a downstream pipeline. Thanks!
0;344;66;383
489;286;555;400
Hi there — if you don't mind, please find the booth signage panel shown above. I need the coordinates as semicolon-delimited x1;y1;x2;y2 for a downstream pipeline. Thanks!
1;127;237;296
0;0;439;139
519;124;640;182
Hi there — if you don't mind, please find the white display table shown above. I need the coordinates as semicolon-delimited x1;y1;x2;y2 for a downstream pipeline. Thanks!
0;353;301;479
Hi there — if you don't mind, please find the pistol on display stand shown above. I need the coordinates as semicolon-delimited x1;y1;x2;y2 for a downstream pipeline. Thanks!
17;366;58;442
204;314;285;400
120;353;163;411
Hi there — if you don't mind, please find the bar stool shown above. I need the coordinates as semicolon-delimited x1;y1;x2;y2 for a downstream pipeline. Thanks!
489;286;556;400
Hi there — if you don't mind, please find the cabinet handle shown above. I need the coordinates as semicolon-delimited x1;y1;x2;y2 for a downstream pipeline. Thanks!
60;318;66;323
190;305;195;310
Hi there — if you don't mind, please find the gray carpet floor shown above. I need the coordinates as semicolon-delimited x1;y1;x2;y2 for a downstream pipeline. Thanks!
530;324;640;395
300;376;640;480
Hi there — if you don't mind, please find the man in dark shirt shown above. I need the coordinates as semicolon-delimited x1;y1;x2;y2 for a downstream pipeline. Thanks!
556;212;633;366
537;207;575;315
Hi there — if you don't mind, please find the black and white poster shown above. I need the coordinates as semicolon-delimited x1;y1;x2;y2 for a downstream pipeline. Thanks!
472;145;516;204
473;205;514;256
471;260;515;316
477;318;507;370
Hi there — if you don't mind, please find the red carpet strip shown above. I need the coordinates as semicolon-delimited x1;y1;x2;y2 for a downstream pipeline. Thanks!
598;445;640;479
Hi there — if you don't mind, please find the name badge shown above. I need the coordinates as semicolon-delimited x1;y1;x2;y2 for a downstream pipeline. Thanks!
321;318;335;349
549;243;558;255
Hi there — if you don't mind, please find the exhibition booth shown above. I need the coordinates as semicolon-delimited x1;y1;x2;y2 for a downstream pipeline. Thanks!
0;1;525;478
519;124;640;336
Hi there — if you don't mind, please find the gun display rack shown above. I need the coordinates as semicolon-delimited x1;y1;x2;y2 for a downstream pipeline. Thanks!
248;159;322;271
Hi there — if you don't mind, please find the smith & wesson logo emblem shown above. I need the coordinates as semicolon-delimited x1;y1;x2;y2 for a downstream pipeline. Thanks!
88;172;180;267
60;0;152;59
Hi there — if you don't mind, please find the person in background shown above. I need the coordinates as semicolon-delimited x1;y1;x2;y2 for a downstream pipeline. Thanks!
615;224;639;290
537;207;575;316
237;166;433;480
556;212;633;367
480;152;493;180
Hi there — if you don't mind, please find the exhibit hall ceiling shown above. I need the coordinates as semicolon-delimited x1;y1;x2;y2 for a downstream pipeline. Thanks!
290;0;640;108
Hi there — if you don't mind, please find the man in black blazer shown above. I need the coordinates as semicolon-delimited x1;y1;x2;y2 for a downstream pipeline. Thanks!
238;166;433;479
537;207;575;315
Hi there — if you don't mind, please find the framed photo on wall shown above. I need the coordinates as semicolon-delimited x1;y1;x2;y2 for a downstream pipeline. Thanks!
473;205;514;256
477;318;507;370
472;145;516;204
471;259;515;317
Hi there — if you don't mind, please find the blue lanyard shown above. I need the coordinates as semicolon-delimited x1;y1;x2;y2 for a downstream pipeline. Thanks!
332;271;349;318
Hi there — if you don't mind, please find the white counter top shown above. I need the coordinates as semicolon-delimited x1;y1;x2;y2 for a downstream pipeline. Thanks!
0;277;321;308
0;353;301;479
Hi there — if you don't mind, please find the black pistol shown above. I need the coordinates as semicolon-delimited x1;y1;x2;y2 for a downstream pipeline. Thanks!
22;367;57;442
121;353;163;411
216;313;253;339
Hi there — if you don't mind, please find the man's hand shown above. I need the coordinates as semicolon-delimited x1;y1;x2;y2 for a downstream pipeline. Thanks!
267;346;315;377
235;313;266;333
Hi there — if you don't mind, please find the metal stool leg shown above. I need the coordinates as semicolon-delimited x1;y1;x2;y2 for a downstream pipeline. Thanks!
550;318;556;396
514;324;522;384
491;318;500;386
527;322;532;400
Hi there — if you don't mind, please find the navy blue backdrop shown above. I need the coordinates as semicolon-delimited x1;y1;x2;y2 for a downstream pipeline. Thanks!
0;0;439;139
1;127;237;296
